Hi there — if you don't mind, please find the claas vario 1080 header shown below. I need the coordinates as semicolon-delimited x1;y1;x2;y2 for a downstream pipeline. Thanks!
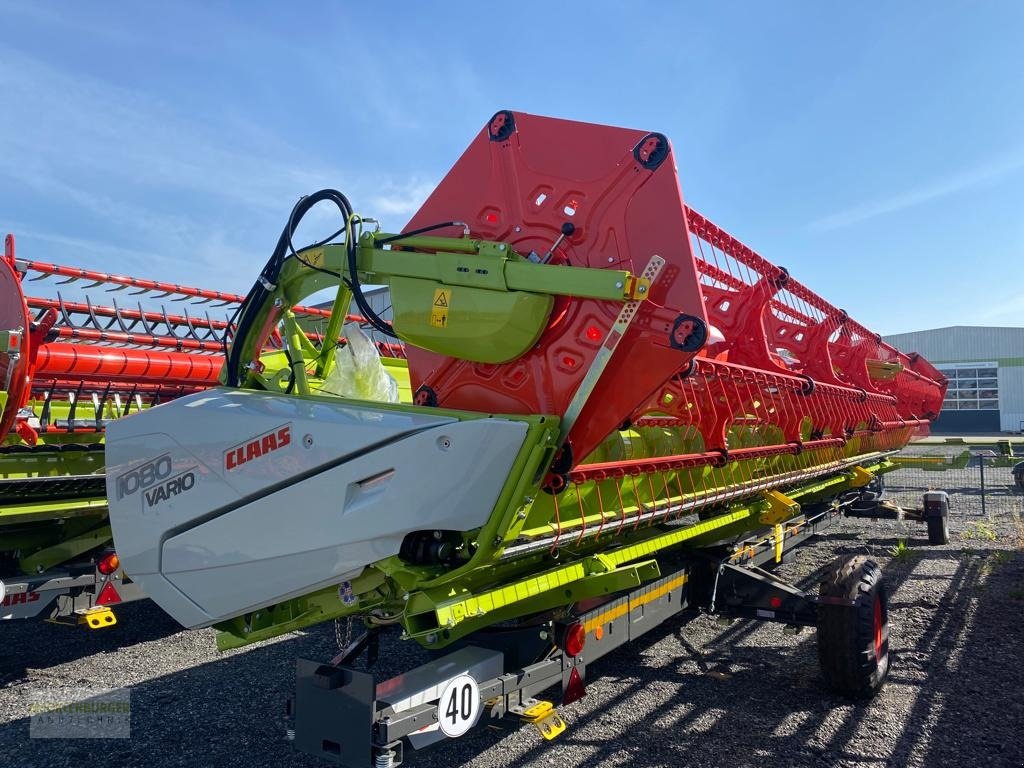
0;234;390;624
102;112;947;766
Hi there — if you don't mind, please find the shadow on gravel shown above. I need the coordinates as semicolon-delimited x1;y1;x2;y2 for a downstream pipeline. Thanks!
494;537;1024;768
2;537;1021;768
0;601;180;685
0;617;346;768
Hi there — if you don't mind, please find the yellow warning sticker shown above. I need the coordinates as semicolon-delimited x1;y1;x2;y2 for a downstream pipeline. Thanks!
430;288;451;328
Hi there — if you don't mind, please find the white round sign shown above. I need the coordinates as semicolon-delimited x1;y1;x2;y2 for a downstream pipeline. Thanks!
437;673;481;738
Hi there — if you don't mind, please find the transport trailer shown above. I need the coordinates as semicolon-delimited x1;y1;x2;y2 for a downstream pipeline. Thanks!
288;472;946;767
0;549;144;627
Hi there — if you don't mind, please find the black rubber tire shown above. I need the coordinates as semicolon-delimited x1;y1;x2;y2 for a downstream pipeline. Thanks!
926;514;949;545
817;556;889;699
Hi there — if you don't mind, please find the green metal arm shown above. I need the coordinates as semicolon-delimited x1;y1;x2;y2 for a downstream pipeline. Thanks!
229;231;650;391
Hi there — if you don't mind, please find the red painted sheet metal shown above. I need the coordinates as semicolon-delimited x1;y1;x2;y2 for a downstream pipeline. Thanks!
403;111;707;463
0;237;32;437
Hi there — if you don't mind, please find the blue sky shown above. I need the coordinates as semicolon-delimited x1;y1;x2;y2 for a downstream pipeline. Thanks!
1;1;1022;334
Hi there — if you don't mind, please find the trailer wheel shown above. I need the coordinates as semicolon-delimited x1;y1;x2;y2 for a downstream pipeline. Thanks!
817;556;889;699
926;514;949;545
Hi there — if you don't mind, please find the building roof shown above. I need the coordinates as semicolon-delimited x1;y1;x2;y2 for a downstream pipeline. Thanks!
883;326;1024;364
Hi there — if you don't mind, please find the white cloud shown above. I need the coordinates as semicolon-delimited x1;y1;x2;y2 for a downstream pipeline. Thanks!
0;44;377;294
978;291;1024;325
807;146;1024;232
368;179;437;220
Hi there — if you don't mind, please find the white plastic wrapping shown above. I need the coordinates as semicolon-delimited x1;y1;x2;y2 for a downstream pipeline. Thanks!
320;322;399;403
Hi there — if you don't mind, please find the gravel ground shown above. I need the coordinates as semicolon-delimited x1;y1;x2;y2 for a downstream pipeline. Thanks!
2;468;1022;768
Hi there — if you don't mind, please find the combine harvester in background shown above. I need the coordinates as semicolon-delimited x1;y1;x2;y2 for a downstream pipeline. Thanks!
0;236;385;627
103;112;948;767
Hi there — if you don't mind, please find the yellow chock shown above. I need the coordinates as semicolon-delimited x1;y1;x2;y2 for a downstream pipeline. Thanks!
80;606;117;630
849;465;874;488
517;700;566;741
760;489;799;525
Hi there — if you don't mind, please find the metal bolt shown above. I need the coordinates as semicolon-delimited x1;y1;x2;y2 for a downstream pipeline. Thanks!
615;281;624;289
607;256;614;263
638;286;647;294
515;226;522;232
517;510;527;519
303;434;314;448
402;593;410;601
273;298;283;308
498;243;506;251
425;633;438;645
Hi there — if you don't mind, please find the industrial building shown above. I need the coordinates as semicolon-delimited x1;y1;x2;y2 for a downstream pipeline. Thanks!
883;326;1024;434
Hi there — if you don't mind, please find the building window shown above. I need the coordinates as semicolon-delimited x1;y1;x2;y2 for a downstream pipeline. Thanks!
937;362;999;411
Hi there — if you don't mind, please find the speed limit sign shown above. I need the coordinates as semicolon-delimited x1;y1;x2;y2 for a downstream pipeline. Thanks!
437;673;481;738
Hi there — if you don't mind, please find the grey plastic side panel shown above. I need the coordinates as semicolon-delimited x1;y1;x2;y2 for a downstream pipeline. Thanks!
104;388;528;627
161;419;526;624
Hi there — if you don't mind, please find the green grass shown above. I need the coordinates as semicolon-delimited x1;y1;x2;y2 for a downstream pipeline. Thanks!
888;538;916;563
961;521;999;542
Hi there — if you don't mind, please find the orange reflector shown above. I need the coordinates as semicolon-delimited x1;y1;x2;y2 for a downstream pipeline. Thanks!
98;552;120;575
96;581;122;606
594;625;604;641
563;665;586;705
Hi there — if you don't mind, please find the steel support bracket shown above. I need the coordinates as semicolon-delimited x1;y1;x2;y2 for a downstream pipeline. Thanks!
510;699;566;740
759;489;799;525
849;465;874;488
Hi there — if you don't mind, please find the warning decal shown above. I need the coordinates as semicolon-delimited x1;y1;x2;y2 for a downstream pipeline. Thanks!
431;288;452;328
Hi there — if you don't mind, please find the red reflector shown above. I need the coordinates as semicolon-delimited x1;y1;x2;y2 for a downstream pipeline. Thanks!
769;596;783;609
564;622;586;657
563;665;586;705
585;325;602;341
96;581;121;606
562;356;576;368
98;552;120;575
485;212;498;222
